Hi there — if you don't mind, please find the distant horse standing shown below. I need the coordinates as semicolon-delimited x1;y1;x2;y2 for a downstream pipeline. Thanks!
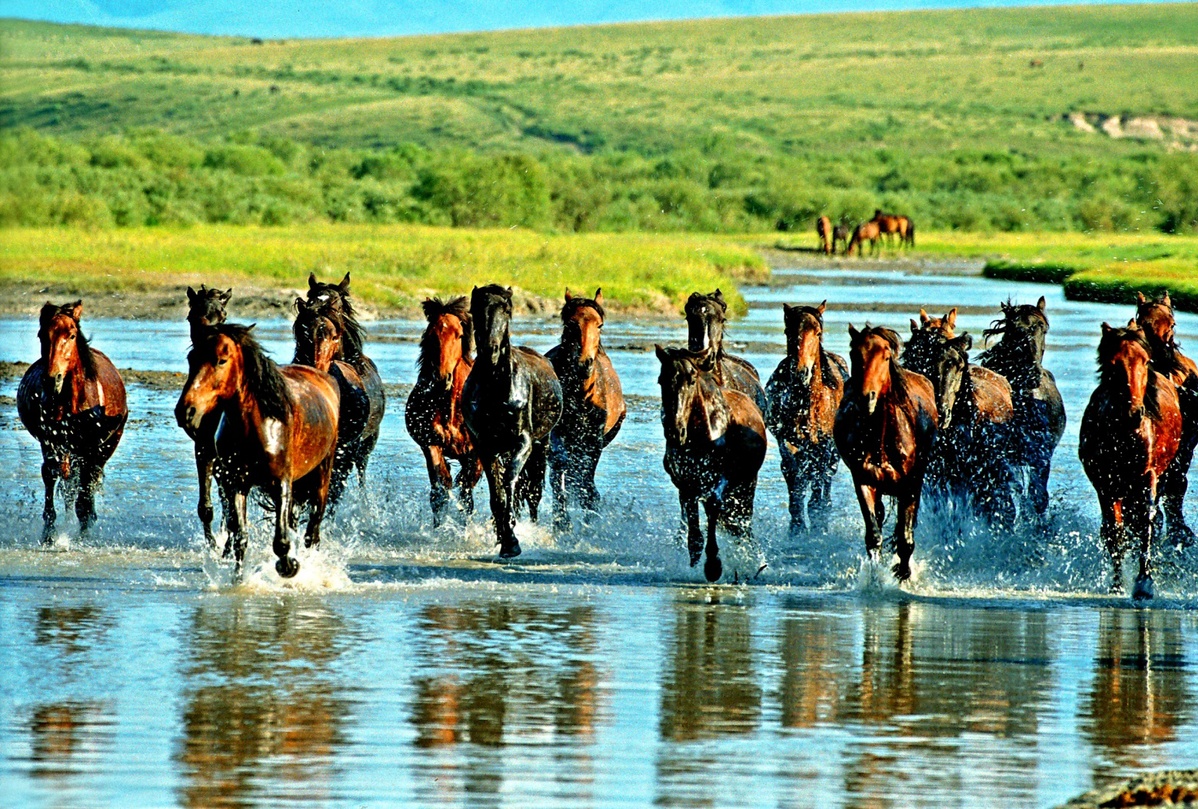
546;289;626;532
1136;291;1198;544
176;324;340;578
657;346;766;582
846;221;882;257
685;290;766;411
462;285;563;558
832;224;851;255
405;296;482;526
1080;322;1182;599
979;297;1066;524
185;284;232;548
816;216;834;255
834;325;938;581
18;301;128;543
764;302;846;535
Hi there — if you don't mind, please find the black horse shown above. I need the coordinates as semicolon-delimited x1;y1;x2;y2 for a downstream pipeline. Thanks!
685;290;767;412
462;285;563;558
185;285;232;548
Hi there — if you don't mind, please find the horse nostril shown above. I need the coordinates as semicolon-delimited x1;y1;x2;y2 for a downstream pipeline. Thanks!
186;406;197;424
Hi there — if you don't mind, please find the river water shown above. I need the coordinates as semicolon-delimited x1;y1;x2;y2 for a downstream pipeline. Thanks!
1;262;1196;807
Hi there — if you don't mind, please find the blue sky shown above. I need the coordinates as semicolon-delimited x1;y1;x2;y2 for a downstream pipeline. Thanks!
0;0;1175;38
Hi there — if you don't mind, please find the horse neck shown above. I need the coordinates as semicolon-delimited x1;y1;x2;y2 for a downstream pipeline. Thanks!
691;373;729;440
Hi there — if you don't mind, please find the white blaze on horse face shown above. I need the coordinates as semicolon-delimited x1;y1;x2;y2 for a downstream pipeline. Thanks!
214;411;228;446
263;418;284;455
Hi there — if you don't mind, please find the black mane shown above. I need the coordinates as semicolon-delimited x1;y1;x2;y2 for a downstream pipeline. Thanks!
978;300;1048;389
307;280;366;364
195;323;290;421
39;301;96;379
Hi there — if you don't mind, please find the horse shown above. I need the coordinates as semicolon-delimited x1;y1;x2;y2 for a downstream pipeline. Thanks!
979;296;1066;524
1136;291;1198;544
185;285;232;548
833;325;938;581
846;221;882;257
405;296;482;526
832;224;851;255
293;297;384;508
656;346;766;582
684;290;767;412
462;285;563;558
764;302;846;535
546;289;626;532
816;216;833;255
900;216;915;248
175;323;340;578
872;210;904;246
17;301;128;543
1079;322;1182;599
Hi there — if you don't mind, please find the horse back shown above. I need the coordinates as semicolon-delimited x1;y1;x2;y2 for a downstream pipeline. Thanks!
968;365;1014;424
515;346;564;437
280;365;340;478
721;389;767;476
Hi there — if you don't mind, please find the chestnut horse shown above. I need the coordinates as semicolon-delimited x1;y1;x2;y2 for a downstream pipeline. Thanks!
816;216;833;255
176;324;340;578
546;289;626;532
18;301;128;543
657;346;766;582
979;297;1066;525
765;302;847;535
872;210;915;249
1136;291;1198;544
462;285;563;558
1080;323;1182;599
834;325;938;581
185;284;232;548
293;298;384;508
685;290;767;412
846;221;881;257
405;296;482;526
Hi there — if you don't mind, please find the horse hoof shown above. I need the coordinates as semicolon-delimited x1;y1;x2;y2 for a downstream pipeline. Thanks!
892;561;912;582
499;540;522;559
1170;525;1197;548
704;555;723;583
1132;575;1155;601
275;556;299;579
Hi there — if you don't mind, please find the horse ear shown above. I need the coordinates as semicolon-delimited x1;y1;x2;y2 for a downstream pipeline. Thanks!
1037;296;1047;312
294;296;306;312
946;308;957;329
919;308;930;326
221;288;232;302
714;289;725;304
339;272;351;292
1101;322;1112;334
187;286;197;303
564;288;573;301
848;323;859;340
1137;291;1147;305
910;319;919;334
1162;291;1172;308
1127;318;1140;330
654;344;668;363
957;334;973;351
70;300;83;322
308;272;318;290
594;288;603;306
817;300;826;315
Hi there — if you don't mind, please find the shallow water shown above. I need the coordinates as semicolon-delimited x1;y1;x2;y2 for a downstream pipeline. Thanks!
2;264;1197;807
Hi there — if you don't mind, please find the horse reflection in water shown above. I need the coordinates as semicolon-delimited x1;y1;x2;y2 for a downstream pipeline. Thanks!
175;600;352;809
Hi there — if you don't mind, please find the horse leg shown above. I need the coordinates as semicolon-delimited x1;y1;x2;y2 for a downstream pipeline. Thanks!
522;439;548;523
1159;446;1196;546
304;454;335;553
74;459;101;537
549;433;571;533
1131;478;1157;600
422;445;453;527
892;488;919;582
681;491;702;566
274;479;299;578
498;436;532;557
1101;497;1126;594
195;447;218;549
780;445;805;535
40;453;59;545
356;429;379;489
227;488;250;574
808;445;837;533
854;483;883;563
702;497;723;583
1031;458;1052;521
455;456;482;519
580;447;603;521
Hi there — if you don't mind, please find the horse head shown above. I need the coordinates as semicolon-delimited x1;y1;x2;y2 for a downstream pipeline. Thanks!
186;285;231;335
1136;291;1177;355
685;290;728;354
931;334;973;428
307;271;365;362
294;298;342;372
992;296;1049;363
656;344;721;447
848;324;902;415
177;327;248;435
561;288;605;369
39;300;91;394
1099;321;1153;419
784;301;826;386
420;295;472;388
307;271;352;313
914;307;957;339
470;285;513;368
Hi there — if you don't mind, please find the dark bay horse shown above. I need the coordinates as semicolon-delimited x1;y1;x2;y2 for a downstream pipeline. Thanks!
1080;323;1182;599
18;301;128;542
764;302;846;535
293;298;384;508
685;290;766;412
979;296;1066;525
657;346;766;582
834;325;938;581
1136;291;1198;544
462;285;563;558
176;324;340;578
832;224;851;255
846;221;881;257
185;285;232;547
546;289;626;532
405;296;482;526
816;216;833;255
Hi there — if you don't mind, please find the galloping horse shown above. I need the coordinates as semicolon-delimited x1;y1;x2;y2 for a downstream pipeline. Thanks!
657;346;766;582
1080;322;1182;599
979;297;1066;524
462;285;563;558
546;289;626;532
1136;291;1198;544
293;298;383;507
176;324;340;578
846;221;882;257
185;285;232;548
816;216;833;255
405;296;482;526
834;325;938;581
765;302;846;535
685;290;767;411
18;301;128;542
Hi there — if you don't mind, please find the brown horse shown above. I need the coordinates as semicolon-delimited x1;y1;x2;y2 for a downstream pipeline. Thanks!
872;210;903;246
832;224;851;255
657;346;766;582
185;285;232;548
846;221;882;257
834;325;938;581
765;302;847;535
405;296;482;526
1136;291;1198;544
816;216;833;255
293;298;384;508
899;216;915;248
546;289;626;532
176;324;340;578
1080;322;1182;599
684;290;767;412
18;301;128;543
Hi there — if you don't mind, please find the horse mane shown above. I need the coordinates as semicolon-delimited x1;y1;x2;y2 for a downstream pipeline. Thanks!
309;281;366;364
201;323;290;421
901;328;947;378
561;296;605;324
1098;326;1162;419
39;301;96;379
1137;300;1190;380
292;303;333;365
417;296;473;376
853;325;909;398
659;345;717;373
978;300;1047;388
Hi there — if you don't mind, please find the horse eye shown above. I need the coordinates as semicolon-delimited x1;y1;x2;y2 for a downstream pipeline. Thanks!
217;358;228;366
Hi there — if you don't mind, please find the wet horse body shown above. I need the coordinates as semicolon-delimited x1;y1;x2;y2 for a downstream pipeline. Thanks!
657;346;767;582
834;326;938;581
462;285;563;558
176;324;340;578
546;290;626;532
764;302;846;534
405;296;482;525
18;301;128;542
1079;323;1182;598
185;285;232;547
685;290;767;412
